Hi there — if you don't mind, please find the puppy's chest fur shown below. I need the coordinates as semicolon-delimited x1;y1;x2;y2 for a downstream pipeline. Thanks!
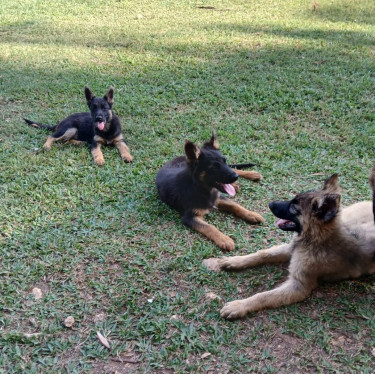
289;225;375;282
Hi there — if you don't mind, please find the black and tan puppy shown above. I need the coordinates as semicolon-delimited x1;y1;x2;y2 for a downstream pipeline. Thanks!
24;86;133;165
156;133;264;251
204;173;375;319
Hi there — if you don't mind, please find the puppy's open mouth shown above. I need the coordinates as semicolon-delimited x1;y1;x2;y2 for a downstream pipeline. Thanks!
276;219;296;231
217;183;236;197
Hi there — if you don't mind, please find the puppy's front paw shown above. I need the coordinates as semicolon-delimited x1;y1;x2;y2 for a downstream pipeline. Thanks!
243;211;264;224
202;258;222;271
220;300;248;320
94;157;105;166
216;235;235;251
218;256;247;271
122;154;133;163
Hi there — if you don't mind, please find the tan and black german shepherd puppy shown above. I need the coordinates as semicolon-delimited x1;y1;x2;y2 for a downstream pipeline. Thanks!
156;132;264;251
204;173;375;319
24;86;133;166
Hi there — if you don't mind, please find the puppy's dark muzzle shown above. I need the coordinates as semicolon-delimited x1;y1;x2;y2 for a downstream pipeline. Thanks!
269;201;290;219
222;172;238;185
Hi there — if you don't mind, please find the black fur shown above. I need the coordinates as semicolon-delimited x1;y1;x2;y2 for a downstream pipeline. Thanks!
23;118;57;131
156;136;238;219
156;133;264;251
227;162;256;169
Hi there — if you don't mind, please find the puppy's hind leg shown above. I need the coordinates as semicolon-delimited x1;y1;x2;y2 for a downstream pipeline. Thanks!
43;128;77;150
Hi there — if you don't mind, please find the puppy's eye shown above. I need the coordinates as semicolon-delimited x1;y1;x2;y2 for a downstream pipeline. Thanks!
289;201;301;215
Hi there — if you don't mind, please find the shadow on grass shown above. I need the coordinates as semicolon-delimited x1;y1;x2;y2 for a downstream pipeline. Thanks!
308;0;375;26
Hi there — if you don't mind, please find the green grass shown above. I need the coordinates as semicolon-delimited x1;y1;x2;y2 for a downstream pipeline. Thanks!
1;0;375;372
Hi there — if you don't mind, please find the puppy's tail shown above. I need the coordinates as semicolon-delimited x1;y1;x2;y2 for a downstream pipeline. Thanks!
23;118;57;131
228;162;256;169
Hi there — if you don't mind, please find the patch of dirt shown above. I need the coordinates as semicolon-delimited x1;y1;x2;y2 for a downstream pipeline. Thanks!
245;328;329;373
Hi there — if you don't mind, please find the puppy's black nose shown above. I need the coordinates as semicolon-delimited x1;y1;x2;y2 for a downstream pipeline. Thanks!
96;116;103;121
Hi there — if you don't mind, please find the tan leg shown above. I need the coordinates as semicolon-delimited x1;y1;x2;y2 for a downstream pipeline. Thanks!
216;197;264;224
233;169;262;181
184;213;235;251
220;276;315;319
113;137;133;163
43;128;78;150
43;135;55;150
202;243;292;272
91;143;105;166
221;244;292;270
69;139;84;146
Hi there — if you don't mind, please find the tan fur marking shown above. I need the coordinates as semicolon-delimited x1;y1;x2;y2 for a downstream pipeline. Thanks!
212;138;219;149
233;169;263;181
199;172;206;183
43;135;55;150
91;144;105;165
216;198;264;224
44;128;78;150
60;128;77;141
112;134;133;163
193;208;210;217
69;139;84;146
192;216;235;251
93;135;105;144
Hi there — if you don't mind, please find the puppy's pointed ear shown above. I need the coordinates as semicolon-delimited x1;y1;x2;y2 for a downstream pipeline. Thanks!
104;86;114;107
314;193;341;222
322;173;340;193
184;140;200;161
84;86;95;106
204;131;219;149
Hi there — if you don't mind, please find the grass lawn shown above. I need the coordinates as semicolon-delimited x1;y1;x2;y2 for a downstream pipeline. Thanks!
1;0;374;372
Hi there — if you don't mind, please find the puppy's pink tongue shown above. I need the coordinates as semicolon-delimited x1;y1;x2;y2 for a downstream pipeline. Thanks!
98;122;105;130
223;183;236;197
276;219;290;228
